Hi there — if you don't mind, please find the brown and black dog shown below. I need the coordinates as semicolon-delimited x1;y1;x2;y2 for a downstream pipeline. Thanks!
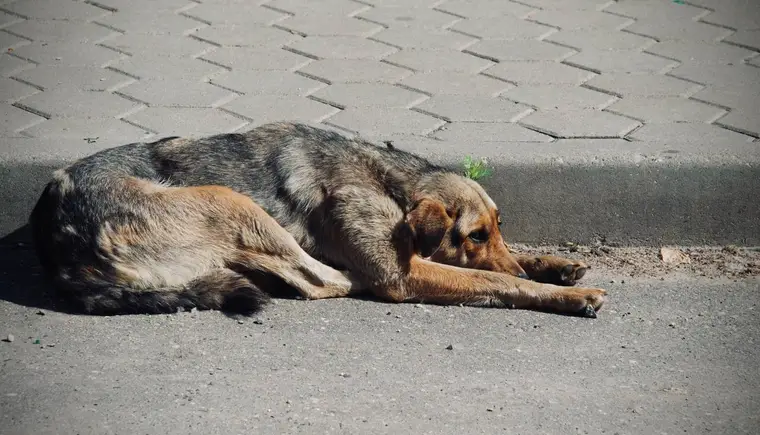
29;122;605;317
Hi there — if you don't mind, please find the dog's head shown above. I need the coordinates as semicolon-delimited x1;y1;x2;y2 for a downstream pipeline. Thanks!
406;172;528;278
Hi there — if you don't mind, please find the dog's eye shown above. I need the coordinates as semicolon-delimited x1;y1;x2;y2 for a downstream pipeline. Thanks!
468;230;489;243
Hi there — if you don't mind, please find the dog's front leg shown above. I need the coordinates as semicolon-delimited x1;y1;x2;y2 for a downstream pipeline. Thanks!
514;254;589;286
385;256;606;318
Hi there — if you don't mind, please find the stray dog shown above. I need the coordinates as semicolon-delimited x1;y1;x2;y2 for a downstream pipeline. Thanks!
29;122;606;317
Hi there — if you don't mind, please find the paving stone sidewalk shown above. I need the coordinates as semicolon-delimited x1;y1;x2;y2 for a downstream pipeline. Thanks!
0;0;758;244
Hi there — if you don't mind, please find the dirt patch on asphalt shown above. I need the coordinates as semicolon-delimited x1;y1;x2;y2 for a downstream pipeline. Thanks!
510;243;760;280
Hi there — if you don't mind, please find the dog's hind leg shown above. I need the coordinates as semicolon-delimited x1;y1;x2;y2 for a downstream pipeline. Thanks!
201;187;365;300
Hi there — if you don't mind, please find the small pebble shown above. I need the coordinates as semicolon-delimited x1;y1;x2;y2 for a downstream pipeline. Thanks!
253;319;264;325
36;310;45;316
610;280;617;284
4;334;14;343
668;323;676;328
445;344;454;350
339;372;351;378
237;320;244;324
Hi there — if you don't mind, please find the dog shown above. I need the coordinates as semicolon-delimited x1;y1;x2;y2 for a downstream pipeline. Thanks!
29;122;606;317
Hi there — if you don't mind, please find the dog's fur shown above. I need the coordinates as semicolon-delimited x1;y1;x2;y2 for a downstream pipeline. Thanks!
29;122;606;317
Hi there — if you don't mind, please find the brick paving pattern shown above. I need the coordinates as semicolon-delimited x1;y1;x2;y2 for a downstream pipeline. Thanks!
0;0;757;152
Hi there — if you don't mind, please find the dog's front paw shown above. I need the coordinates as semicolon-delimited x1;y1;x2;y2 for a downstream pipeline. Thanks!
569;288;606;318
520;255;589;286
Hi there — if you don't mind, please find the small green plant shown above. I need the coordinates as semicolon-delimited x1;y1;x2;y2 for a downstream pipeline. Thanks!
462;155;493;181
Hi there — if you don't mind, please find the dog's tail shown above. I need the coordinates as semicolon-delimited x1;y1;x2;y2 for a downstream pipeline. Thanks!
54;270;270;316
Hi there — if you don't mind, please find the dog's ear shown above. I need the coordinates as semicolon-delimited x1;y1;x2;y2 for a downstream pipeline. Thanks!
406;198;453;258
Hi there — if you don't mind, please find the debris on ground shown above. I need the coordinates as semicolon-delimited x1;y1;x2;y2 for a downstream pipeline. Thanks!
3;334;13;343
510;244;760;279
659;247;692;265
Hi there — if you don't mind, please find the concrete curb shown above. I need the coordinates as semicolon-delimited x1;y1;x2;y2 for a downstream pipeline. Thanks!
2;134;759;246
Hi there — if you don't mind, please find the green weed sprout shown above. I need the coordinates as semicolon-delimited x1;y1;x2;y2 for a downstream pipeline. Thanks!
462;155;493;181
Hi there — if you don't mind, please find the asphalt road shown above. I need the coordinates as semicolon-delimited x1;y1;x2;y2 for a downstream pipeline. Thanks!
0;236;758;435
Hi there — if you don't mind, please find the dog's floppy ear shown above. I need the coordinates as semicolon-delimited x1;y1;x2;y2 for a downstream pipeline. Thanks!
406;198;453;258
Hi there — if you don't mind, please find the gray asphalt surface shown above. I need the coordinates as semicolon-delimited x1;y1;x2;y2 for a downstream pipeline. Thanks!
1;239;758;435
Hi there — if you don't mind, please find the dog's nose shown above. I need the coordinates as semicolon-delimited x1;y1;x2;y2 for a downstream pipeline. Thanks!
518;272;529;280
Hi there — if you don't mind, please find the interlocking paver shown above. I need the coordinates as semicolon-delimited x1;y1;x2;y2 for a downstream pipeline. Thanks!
415;95;531;122
668;63;760;86
724;29;760;51
357;7;460;29
0;31;30;51
502;85;615;111
277;14;382;37
466;40;575;62
628;122;753;143
399;71;512;96
0;104;45;134
4;20;114;43
452;16;554;40
361;0;442;7
183;3;287;26
14;65;134;91
384;49;492;73
108;55;225;81
484;61;595;85
200;47;312;71
624;19;731;42
547;29;655;51
311;83;427;108
520;109;640;138
715;111;759;138
212;70;326;96
117;79;236;108
0;54;32;77
298;59;412;83
0;77;38;102
1;0;110;21
21;116;152;143
433;122;552;142
584;74;702;98
603;0;708;20
192;25;300;48
88;0;191;14
527;9;632;30
565;49;676;73
124;107;248;137
370;27;475;50
264;0;368;16
0;10;21;28
700;3;760;30
96;10;206;35
102;33;212;57
287;36;396;59
16;88;141;118
645;41;755;64
518;0;609;10
691;84;759;112
325;107;445;136
10;41;122;67
435;0;535;19
606;97;726;124
222;95;339;124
